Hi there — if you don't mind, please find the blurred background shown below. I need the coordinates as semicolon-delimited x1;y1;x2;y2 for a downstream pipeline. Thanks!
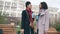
0;0;60;34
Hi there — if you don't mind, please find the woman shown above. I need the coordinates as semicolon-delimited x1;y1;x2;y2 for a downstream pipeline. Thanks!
21;1;34;34
38;2;49;34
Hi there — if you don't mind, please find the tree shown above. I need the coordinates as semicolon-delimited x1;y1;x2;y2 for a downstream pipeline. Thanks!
0;11;8;24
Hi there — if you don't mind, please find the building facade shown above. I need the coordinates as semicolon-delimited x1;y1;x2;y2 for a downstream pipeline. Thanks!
0;0;26;25
0;0;25;17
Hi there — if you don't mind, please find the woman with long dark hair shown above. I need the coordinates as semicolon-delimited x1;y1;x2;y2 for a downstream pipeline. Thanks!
38;2;49;34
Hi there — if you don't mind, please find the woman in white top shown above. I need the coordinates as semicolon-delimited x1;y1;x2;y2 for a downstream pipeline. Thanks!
38;2;49;34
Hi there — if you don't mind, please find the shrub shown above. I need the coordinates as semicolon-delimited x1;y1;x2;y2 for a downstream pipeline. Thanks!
53;23;60;32
0;11;8;24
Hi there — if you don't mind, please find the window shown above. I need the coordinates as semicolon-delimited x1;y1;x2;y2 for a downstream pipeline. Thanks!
11;2;17;11
4;2;11;10
5;2;10;6
0;5;3;10
0;1;4;5
0;1;3;10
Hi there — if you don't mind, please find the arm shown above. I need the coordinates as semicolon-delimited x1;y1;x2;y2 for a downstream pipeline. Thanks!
21;11;26;33
40;10;46;16
21;11;25;29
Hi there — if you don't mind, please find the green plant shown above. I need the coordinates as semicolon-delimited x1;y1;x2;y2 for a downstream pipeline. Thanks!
0;11;8;24
53;23;60;32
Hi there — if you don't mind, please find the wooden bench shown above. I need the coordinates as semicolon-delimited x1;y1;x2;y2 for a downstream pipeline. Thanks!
47;32;60;34
0;24;16;34
47;27;60;34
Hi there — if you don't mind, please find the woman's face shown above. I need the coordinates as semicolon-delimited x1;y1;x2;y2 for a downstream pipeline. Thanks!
27;4;32;9
39;4;42;9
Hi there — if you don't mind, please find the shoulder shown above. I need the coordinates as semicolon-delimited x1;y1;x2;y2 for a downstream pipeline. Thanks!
45;9;49;12
46;9;49;12
22;10;26;14
22;10;27;16
45;9;50;14
22;10;26;12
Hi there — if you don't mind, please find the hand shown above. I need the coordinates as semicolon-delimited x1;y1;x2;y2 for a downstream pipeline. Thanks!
41;13;45;16
30;22;32;27
20;29;24;34
30;23;34;29
30;22;33;27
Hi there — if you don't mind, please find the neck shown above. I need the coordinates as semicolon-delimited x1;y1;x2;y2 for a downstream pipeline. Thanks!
26;7;31;10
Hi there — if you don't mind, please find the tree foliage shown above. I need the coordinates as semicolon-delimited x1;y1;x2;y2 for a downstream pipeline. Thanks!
0;11;8;24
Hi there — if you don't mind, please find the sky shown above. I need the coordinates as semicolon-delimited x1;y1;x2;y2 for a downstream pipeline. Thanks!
26;0;60;9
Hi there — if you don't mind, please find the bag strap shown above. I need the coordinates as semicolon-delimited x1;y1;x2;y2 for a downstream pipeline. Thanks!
25;10;30;21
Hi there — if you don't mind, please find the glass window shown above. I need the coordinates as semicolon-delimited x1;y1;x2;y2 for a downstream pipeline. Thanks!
0;1;3;10
0;1;4;5
4;2;11;10
11;2;17;7
5;2;11;6
0;5;3;10
11;2;17;11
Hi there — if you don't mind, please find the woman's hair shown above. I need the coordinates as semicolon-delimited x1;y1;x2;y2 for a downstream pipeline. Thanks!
25;1;31;7
40;2;48;9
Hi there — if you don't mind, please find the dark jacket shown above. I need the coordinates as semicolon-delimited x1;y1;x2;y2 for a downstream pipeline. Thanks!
21;10;31;34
